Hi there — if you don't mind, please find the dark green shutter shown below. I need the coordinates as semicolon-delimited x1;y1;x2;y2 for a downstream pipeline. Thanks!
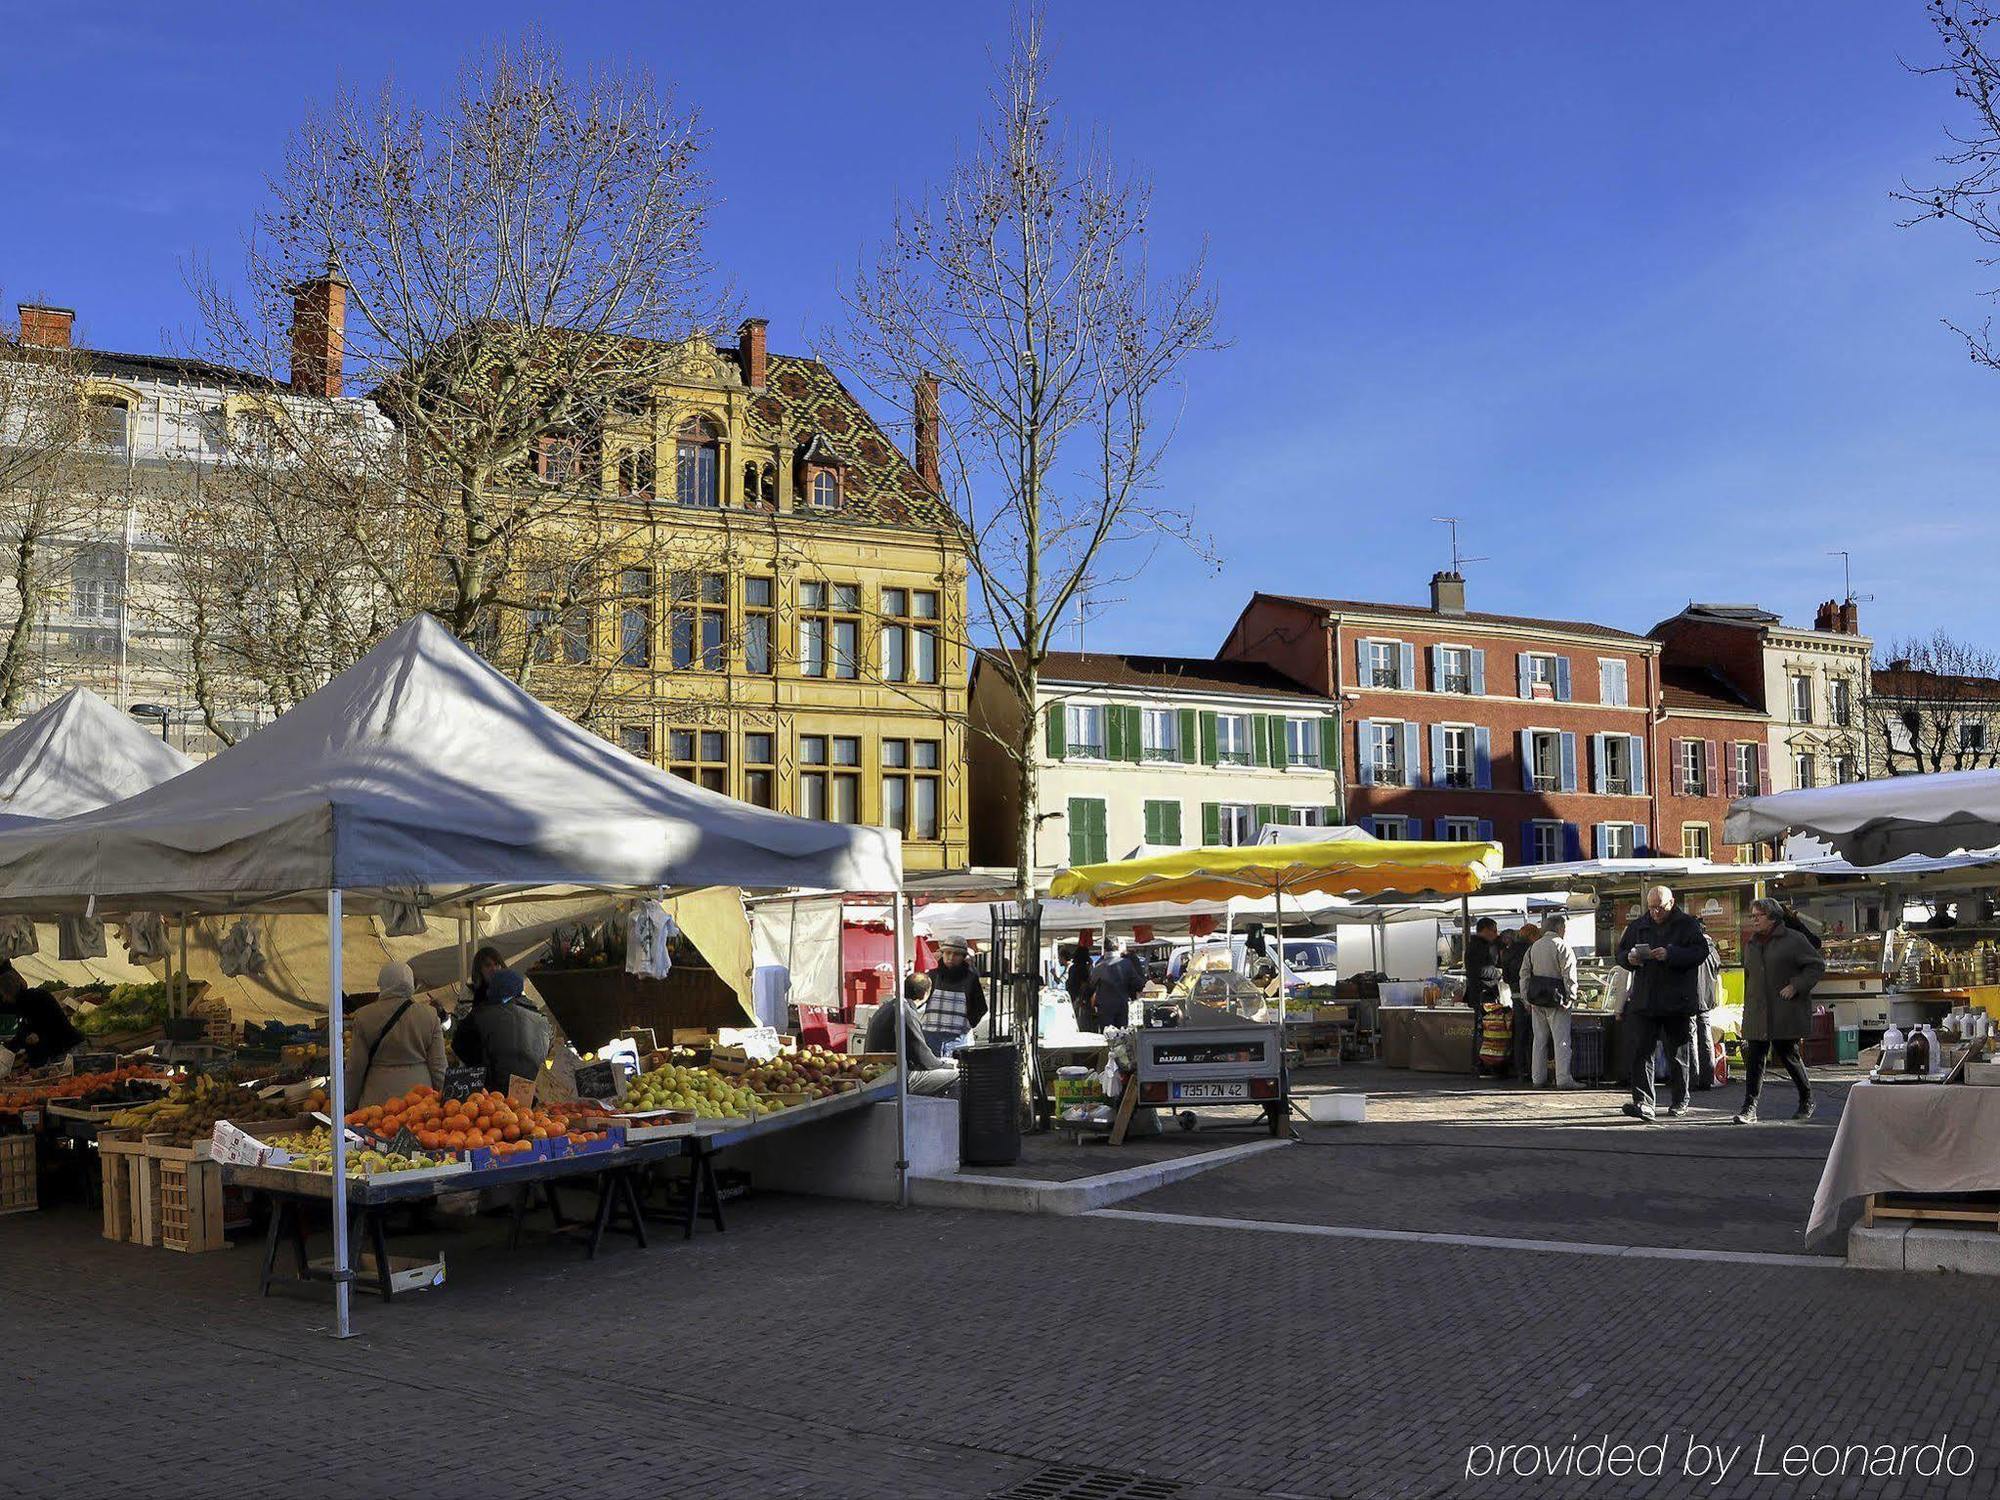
1318;715;1339;773
1105;705;1124;762
1177;707;1198;763
1201;802;1221;845
1251;715;1271;768
1123;705;1143;763
1161;801;1182;845
1045;704;1065;761
1142;801;1158;844
1089;801;1107;862
1255;803;1278;836
1068;797;1106;867
1199;711;1218;766
1265;715;1286;766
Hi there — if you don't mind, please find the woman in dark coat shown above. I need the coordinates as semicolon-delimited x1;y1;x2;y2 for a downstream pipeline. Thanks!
1737;898;1826;1124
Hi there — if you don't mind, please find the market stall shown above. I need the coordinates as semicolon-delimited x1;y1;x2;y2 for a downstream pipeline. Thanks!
1050;838;1501;1134
0;615;905;1335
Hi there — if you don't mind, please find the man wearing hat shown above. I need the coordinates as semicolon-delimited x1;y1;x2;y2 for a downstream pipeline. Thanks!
922;936;988;1056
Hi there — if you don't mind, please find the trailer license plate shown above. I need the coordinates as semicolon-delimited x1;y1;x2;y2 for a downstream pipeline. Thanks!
1171;1081;1247;1101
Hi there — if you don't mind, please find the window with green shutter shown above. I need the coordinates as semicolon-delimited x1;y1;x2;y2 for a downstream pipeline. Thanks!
1121;704;1142;763
1176;707;1198;764
1201;802;1221;845
1251;715;1271;767
1144;799;1182;846
1199;711;1219;766
1318;716;1339;775
1105;705;1125;762
1045;703;1066;761
1067;797;1107;866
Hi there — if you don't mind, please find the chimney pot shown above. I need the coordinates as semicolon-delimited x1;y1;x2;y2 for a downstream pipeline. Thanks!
289;273;347;398
1814;599;1839;632
1429;570;1466;615
1839;599;1859;635
17;303;74;350
737;317;768;388
913;373;941;492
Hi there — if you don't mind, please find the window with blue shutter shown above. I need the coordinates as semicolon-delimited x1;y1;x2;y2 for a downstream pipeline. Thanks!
1554;656;1573;702
1355;719;1377;785
1476;819;1494;844
1559;731;1578;793
1634;825;1651;855
1428;724;1446;788
1562;823;1583;861
1473;727;1492;789
1518;729;1535;791
1520;820;1538;863
1427;645;1442;689
1470;649;1487;696
1399;641;1416;691
1517;654;1533;698
1629;735;1647;796
1591;733;1608;794
1400;722;1420;785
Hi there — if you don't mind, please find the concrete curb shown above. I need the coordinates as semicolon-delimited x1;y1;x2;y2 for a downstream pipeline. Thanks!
1850;1222;2000;1276
910;1136;1292;1216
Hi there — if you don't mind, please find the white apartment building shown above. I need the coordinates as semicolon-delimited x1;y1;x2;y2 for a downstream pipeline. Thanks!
968;650;1343;872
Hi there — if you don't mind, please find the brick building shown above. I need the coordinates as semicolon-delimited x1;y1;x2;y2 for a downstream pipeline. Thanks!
1219;572;1660;864
1654;663;1769;861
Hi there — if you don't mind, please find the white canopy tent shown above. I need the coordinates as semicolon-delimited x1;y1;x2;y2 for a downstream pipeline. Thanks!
1727;769;2000;865
0;615;904;1334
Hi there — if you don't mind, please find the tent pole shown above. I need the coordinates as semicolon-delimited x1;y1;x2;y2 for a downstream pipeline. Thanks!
1273;879;1288;1032
176;914;188;1019
891;874;909;1208
326;889;354;1339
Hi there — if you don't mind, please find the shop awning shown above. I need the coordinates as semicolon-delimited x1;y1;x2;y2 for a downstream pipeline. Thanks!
1727;769;2000;865
1048;839;1501;907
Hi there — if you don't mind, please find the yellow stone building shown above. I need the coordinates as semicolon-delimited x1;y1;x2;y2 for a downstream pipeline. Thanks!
523;320;969;871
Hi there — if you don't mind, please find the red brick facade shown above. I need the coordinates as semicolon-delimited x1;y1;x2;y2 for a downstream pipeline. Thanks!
1654;710;1769;859
1221;584;1664;864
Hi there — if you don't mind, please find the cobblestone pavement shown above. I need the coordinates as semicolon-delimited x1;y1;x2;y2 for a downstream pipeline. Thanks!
7;1181;2000;1500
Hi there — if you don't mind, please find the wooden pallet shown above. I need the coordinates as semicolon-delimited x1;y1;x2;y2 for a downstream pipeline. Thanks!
0;1133;37;1215
156;1155;228;1253
1864;1193;2000;1232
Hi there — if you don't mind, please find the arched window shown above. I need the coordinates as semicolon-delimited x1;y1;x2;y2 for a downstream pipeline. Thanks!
70;543;124;623
810;470;839;509
618;447;656;498
88;396;130;452
675;415;721;508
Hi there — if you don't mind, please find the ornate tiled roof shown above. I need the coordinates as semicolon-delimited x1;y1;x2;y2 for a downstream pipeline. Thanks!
744;352;955;533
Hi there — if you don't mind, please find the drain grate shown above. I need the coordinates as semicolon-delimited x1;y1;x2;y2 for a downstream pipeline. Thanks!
994;1464;1181;1500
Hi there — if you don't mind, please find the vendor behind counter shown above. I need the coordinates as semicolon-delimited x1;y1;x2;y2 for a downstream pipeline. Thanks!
1;960;80;1069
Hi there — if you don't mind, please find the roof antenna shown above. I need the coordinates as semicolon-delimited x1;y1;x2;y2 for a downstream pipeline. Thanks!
1827;550;1874;605
1433;517;1487;574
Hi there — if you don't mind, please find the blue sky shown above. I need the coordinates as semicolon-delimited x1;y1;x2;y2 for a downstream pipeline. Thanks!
2;1;1989;657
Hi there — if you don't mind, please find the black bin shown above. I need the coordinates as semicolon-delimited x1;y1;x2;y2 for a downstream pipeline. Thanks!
957;1041;1021;1166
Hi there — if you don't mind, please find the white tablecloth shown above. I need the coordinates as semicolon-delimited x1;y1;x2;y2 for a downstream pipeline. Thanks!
1805;1081;2000;1246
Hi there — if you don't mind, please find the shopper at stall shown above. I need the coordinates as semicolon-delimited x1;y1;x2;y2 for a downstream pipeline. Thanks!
1465;917;1505;1072
1616;886;1709;1121
1504;923;1540;1079
1521;916;1579;1089
0;960;79;1069
451;965;552;1092
1066;945;1097;1031
343;960;448;1109
1736;897;1826;1124
1092;941;1149;1030
865;973;959;1096
469;945;505;1003
922;936;988;1055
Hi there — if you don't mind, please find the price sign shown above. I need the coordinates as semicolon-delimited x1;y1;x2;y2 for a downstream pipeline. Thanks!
442;1065;482;1101
384;1126;425;1157
506;1074;538;1110
210;1120;271;1167
572;1061;618;1100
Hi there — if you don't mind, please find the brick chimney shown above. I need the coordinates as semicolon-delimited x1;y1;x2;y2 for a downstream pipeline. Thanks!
1839;599;1859;635
289;272;347;398
17;304;74;349
737;317;767;388
913;372;941;491
1813;598;1862;635
1814;599;1839;632
1429;570;1466;615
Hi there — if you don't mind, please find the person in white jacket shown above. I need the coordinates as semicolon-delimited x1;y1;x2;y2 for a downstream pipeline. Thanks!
1521;915;1580;1089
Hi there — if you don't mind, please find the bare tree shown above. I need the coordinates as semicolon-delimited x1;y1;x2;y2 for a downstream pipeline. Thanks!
834;11;1220;941
187;34;727;695
1869;632;2000;774
0;308;93;712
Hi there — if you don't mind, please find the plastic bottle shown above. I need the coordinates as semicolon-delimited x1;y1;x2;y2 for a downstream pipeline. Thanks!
1880;1023;1905;1077
1906;1024;1932;1076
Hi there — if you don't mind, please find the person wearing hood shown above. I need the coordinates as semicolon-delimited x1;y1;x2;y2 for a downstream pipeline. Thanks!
1;960;81;1070
452;965;553;1092
343;960;447;1109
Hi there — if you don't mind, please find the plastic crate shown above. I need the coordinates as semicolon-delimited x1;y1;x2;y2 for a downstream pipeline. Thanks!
1567;1016;1607;1083
0;1133;37;1215
1837;1025;1860;1063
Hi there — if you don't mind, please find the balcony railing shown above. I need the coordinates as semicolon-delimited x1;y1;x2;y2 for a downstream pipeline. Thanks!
1605;776;1632;795
1370;764;1408;787
1440;675;1472;695
1531;772;1561;793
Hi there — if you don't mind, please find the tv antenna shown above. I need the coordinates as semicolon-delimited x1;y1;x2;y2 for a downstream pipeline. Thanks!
1827;551;1874;605
1433;517;1488;574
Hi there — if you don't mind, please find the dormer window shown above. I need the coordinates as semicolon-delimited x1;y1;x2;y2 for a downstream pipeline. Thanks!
88;396;130;452
742;460;776;511
794;432;844;511
811;470;839;509
675;415;721;508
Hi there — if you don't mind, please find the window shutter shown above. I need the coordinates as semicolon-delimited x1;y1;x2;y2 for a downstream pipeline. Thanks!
1559;731;1578;793
1356;638;1372;682
1356;720;1376;785
1520;820;1538;864
1433;818;1450;840
1475;819;1494;845
1255;803;1278;836
1598;661;1613;705
1591;732;1607;794
1517;654;1532;699
1399;641;1416;691
1142;801;1158;845
1473;727;1493;789
1199;711;1219;766
1358;815;1376;837
1518;729;1535;791
1629;735;1647;796
1703;739;1720;797
1594;822;1611;858
1270;714;1290;765
1091;801;1108;863
1470;649;1487;696
1562;822;1583;861
1162;801;1182;845
1251;715;1271;768
1755;742;1771;795
1634;825;1651;855
1066;797;1091;868
1045;703;1066;761
1401;722;1421;785
1318;716;1339;775
1554;656;1573;702
1428;724;1446;788
1105;706;1124;762
1669;738;1685;792
1177;706;1199;763
1427;645;1442;689
1201;802;1221;845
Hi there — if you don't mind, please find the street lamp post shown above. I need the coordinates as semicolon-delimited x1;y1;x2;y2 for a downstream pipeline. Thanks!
128;702;173;742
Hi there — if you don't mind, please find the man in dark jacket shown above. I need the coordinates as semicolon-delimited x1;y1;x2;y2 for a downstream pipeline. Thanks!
1616;886;1710;1121
1;961;80;1069
1092;943;1148;1030
1464;918;1504;1072
451;967;553;1093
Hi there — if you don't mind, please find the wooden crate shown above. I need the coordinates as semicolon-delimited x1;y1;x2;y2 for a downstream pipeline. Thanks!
156;1156;228;1253
98;1131;159;1246
0;1133;37;1216
1864;1192;2000;1232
